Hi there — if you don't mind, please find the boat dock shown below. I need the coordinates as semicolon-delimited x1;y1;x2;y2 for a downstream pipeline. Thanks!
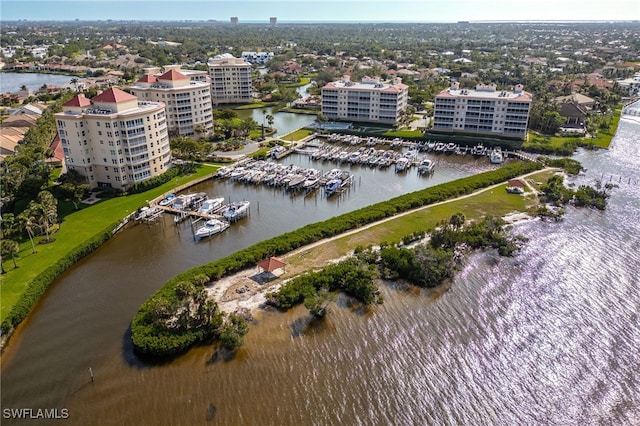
153;204;225;222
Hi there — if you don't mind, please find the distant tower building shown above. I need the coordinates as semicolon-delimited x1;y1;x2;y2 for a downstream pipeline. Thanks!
230;17;238;25
270;17;277;26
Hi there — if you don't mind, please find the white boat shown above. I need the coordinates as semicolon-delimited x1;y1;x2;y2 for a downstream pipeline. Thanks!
417;158;435;175
134;206;161;222
347;151;361;163
325;168;342;180
214;167;232;179
158;193;175;206
194;219;229;240
288;175;306;189
174;192;207;211
471;144;484;156
490;147;504;164
173;194;194;210
222;200;250;221
395;157;410;172
303;176;320;188
198;197;225;215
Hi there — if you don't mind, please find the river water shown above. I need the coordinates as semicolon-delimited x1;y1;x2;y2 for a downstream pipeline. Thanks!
2;120;639;425
0;72;82;94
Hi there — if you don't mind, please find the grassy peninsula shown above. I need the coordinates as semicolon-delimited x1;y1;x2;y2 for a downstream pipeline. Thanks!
131;161;544;357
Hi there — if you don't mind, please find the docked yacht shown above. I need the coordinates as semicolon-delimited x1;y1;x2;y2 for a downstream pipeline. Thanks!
417;158;435;175
158;193;175;206
198;197;225;215
195;219;229;240
395;157;410;172
325;178;342;196
490;147;504;164
222;200;250;221
173;193;206;211
134;206;161;222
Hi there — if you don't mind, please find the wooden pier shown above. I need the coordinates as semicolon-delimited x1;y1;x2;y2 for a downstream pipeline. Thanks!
153;204;225;222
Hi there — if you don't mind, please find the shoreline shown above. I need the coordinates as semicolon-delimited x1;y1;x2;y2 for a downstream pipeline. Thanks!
204;169;552;317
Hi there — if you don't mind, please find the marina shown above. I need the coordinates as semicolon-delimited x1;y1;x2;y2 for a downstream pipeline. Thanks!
214;159;355;197
2;118;638;425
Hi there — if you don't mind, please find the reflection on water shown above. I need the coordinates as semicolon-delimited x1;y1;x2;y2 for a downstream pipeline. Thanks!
2;121;640;425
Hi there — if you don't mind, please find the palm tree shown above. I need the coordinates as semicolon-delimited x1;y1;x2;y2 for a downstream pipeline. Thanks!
17;210;38;254
37;191;58;242
266;114;275;131
1;213;16;239
1;239;20;272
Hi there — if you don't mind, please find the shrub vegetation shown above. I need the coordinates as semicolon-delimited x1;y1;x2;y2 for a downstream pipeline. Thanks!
131;161;542;356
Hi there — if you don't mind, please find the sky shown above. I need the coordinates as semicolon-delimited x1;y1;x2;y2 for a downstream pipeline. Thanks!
1;0;639;22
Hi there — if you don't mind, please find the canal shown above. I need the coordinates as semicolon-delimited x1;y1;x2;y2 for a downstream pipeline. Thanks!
0;148;500;425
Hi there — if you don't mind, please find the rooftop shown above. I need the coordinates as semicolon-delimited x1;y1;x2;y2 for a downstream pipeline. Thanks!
92;88;137;103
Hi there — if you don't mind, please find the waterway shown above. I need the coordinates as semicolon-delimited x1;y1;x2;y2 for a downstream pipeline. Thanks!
0;72;82;94
2;120;639;425
235;83;315;137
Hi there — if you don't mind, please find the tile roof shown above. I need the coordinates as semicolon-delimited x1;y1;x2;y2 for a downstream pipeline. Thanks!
92;88;137;103
63;94;92;107
158;69;188;81
137;74;158;83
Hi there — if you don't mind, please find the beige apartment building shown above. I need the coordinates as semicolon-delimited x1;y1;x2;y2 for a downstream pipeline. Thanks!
55;88;171;190
321;76;409;124
129;67;213;138
207;55;253;104
433;82;532;140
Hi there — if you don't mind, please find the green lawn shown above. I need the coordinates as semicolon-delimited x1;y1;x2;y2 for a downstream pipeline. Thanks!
233;102;279;110
287;174;542;268
280;128;315;141
338;183;531;251
381;129;424;138
280;77;311;87
523;108;622;152
1;164;219;323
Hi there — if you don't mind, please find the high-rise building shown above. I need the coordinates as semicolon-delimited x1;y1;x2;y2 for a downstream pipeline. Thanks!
55;88;171;190
270;17;277;26
433;82;532;140
321;75;409;124
230;17;238;25
129;66;213;138
207;55;253;104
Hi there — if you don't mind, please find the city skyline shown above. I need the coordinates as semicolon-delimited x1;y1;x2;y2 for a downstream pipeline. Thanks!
2;0;639;23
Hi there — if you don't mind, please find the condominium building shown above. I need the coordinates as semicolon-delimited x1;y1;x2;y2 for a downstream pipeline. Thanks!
433;82;532;140
129;66;213;138
207;55;253;104
241;51;274;65
321;76;409;124
55;88;171;190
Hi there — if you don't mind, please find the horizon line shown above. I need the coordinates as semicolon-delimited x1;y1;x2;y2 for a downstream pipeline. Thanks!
2;19;639;24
